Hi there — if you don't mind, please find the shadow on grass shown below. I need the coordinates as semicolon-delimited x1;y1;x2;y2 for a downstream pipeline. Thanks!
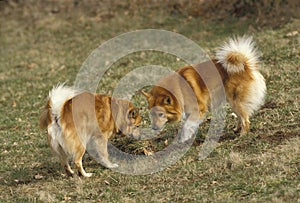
0;161;63;187
1;156;110;187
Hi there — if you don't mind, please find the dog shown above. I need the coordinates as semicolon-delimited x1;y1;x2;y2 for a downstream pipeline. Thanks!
142;36;266;142
39;84;141;177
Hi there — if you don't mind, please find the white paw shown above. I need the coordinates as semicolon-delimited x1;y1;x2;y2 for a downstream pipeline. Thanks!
83;172;93;178
108;163;119;169
179;134;191;143
179;130;193;143
179;120;199;143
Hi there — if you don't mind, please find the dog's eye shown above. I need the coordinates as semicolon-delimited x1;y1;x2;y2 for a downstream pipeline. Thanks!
158;113;164;118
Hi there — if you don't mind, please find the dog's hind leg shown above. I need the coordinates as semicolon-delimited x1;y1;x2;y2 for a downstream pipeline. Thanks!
57;146;75;176
47;133;75;176
231;103;250;135
73;144;92;178
239;114;250;135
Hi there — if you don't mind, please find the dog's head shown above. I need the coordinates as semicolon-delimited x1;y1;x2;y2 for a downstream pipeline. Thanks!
141;86;181;131
111;99;141;139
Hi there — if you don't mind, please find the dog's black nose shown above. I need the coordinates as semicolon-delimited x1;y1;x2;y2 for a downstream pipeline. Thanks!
129;134;141;140
152;126;160;131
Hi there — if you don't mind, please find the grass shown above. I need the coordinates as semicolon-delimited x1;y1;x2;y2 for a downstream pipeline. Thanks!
0;1;299;202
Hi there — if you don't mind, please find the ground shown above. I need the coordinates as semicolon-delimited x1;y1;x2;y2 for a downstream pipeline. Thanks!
0;1;299;202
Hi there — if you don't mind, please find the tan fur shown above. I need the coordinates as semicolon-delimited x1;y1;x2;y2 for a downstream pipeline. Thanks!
39;91;141;177
143;45;266;136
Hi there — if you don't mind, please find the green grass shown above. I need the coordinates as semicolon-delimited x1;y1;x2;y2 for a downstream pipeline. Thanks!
0;2;299;202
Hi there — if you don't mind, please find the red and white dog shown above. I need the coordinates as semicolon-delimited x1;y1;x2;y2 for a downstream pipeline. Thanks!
39;84;141;177
142;36;266;142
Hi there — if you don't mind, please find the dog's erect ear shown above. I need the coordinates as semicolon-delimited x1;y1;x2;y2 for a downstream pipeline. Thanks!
128;108;139;119
141;90;151;99
163;95;172;105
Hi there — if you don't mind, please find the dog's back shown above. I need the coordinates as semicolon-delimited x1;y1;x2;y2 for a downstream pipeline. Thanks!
142;36;266;136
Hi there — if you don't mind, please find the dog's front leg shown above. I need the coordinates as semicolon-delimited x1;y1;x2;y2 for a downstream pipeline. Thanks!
179;113;201;143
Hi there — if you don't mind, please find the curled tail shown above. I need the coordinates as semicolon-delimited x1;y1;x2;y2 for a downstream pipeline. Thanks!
216;36;260;74
39;84;81;129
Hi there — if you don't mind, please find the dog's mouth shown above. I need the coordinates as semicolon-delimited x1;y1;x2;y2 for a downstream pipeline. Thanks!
117;128;141;140
151;123;166;132
128;133;141;140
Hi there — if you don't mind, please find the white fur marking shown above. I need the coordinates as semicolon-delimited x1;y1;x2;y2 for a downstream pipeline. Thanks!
243;71;266;115
179;120;200;143
48;121;63;154
49;84;81;118
216;36;260;73
47;84;82;153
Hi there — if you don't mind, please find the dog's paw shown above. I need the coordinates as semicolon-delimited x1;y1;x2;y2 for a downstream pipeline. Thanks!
179;135;192;143
179;120;199;143
85;173;93;177
179;133;195;144
80;172;93;178
108;163;119;169
179;129;192;143
65;169;75;177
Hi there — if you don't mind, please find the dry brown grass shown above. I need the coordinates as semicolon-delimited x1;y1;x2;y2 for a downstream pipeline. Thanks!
0;1;299;202
1;0;299;27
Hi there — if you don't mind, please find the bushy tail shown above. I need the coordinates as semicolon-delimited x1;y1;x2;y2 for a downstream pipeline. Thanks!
39;84;81;129
216;36;260;74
